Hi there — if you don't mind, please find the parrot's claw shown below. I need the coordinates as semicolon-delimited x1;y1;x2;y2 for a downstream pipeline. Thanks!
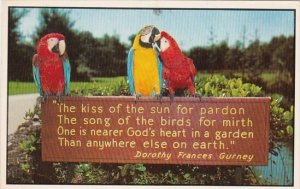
134;93;142;103
154;94;163;103
41;94;49;103
169;94;175;104
193;93;202;101
56;95;62;104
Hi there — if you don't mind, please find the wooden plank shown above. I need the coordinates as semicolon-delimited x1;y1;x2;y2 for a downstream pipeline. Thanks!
41;96;270;165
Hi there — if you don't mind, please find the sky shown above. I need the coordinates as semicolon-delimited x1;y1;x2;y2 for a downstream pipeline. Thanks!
18;8;294;50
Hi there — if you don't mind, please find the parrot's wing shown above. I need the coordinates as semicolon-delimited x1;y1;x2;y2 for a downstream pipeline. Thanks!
188;58;197;76
188;58;197;83
157;56;163;90
63;57;71;94
32;54;42;95
127;47;135;95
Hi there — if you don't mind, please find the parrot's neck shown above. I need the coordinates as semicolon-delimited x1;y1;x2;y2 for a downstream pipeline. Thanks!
161;48;185;67
133;34;152;50
38;43;59;60
139;39;152;48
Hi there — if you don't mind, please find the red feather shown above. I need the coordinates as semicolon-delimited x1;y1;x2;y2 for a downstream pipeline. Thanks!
160;31;197;95
37;33;66;94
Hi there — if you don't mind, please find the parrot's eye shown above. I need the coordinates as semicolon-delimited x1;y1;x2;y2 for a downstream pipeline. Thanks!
160;37;170;52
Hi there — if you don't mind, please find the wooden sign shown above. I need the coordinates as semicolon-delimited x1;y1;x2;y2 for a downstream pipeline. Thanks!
41;96;270;165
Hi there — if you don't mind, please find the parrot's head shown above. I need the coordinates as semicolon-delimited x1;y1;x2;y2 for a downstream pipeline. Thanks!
159;31;184;65
133;25;161;49
159;31;181;53
38;33;66;59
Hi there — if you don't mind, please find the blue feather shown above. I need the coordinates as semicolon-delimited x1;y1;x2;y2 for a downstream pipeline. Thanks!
157;56;163;91
63;58;71;94
32;65;42;95
127;48;135;95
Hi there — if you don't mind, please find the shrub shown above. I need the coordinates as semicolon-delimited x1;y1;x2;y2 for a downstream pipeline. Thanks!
195;75;262;97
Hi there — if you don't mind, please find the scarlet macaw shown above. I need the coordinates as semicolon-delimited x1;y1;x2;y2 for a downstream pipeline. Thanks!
158;31;197;98
32;33;71;102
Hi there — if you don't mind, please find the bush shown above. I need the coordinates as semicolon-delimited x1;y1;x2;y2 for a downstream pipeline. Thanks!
195;75;262;97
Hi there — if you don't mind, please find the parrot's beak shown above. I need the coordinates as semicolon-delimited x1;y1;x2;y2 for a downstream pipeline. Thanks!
152;40;161;52
153;33;161;43
51;43;59;54
58;40;66;55
151;27;161;52
150;27;161;43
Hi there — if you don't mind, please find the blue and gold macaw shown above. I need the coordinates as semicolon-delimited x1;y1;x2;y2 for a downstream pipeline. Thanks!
127;25;163;97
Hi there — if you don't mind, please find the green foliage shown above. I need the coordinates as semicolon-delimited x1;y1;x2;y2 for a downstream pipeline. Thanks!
112;78;131;96
188;35;294;74
8;8;33;81
118;164;146;177
76;61;95;80
188;35;294;103
242;40;267;82
270;96;294;142
19;133;37;153
195;75;261;97
69;77;130;96
243;167;260;185
52;163;69;183
24;104;41;120
8;77;125;95
161;170;179;184
9;9;28;43
71;86;114;96
73;163;106;183
8;8;32;81
62;163;241;185
73;31;128;78
270;36;294;76
20;163;31;173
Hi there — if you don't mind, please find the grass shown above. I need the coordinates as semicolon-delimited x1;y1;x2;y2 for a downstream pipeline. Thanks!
9;82;38;95
70;76;125;93
8;71;284;96
8;76;126;95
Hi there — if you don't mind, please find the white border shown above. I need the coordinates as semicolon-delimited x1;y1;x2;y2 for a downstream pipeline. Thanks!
1;1;299;189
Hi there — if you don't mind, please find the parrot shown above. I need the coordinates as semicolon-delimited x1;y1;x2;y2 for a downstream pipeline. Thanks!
32;33;71;102
158;31;197;98
127;25;163;98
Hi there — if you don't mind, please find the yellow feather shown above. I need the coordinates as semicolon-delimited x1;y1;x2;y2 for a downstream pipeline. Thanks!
132;34;160;96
